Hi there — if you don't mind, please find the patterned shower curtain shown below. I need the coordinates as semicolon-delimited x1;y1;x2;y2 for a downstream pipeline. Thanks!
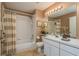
1;9;16;56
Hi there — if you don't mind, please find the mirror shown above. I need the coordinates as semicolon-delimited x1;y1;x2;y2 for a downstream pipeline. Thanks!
69;16;76;38
47;18;61;34
47;3;76;38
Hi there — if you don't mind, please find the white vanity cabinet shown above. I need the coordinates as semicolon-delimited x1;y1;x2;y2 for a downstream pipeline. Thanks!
44;38;79;56
60;50;74;56
44;42;51;56
51;45;59;56
44;38;59;56
60;44;79;56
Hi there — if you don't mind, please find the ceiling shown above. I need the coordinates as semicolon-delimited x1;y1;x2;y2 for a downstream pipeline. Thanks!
5;2;55;13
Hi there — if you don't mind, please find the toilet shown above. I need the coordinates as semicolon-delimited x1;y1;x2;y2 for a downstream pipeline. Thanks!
36;42;44;52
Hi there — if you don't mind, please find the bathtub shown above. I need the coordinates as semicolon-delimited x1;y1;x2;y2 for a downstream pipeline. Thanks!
16;41;35;52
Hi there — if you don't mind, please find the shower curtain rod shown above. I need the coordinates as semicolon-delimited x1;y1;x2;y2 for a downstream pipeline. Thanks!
6;8;33;17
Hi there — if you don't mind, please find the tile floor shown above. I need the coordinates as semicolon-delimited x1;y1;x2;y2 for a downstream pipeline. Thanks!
16;48;44;56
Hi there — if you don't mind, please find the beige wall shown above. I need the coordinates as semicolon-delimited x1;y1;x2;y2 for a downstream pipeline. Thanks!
36;9;44;18
35;9;48;22
77;3;79;39
35;9;48;41
0;2;1;8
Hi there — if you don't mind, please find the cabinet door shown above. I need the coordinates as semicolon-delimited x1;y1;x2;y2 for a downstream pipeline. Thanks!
44;39;59;56
44;42;51;56
60;50;74;56
60;43;79;56
51;46;59;56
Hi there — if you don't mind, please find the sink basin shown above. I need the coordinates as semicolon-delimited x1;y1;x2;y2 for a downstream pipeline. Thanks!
61;38;70;41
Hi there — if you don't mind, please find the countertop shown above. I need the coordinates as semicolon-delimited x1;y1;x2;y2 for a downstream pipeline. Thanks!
44;35;79;49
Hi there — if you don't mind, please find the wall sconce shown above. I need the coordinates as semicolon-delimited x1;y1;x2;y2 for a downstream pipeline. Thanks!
37;22;42;26
44;23;47;26
52;9;54;12
58;6;63;11
58;6;61;10
55;8;58;12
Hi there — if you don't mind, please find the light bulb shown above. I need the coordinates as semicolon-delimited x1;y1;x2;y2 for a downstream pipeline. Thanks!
55;8;58;11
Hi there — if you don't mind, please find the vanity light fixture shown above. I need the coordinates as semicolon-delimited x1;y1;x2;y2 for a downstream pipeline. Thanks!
47;12;49;16
58;6;62;10
59;6;63;10
55;8;58;11
49;11;51;15
47;11;50;16
45;5;63;16
47;10;51;16
49;10;52;15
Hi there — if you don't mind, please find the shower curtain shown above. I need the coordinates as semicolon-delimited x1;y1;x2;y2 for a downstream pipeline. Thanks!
1;9;16;56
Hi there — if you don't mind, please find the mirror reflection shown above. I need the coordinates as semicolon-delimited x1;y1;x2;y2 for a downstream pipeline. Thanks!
47;3;76;38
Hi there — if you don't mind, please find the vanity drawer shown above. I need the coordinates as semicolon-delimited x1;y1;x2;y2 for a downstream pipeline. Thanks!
60;43;79;56
44;39;59;48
